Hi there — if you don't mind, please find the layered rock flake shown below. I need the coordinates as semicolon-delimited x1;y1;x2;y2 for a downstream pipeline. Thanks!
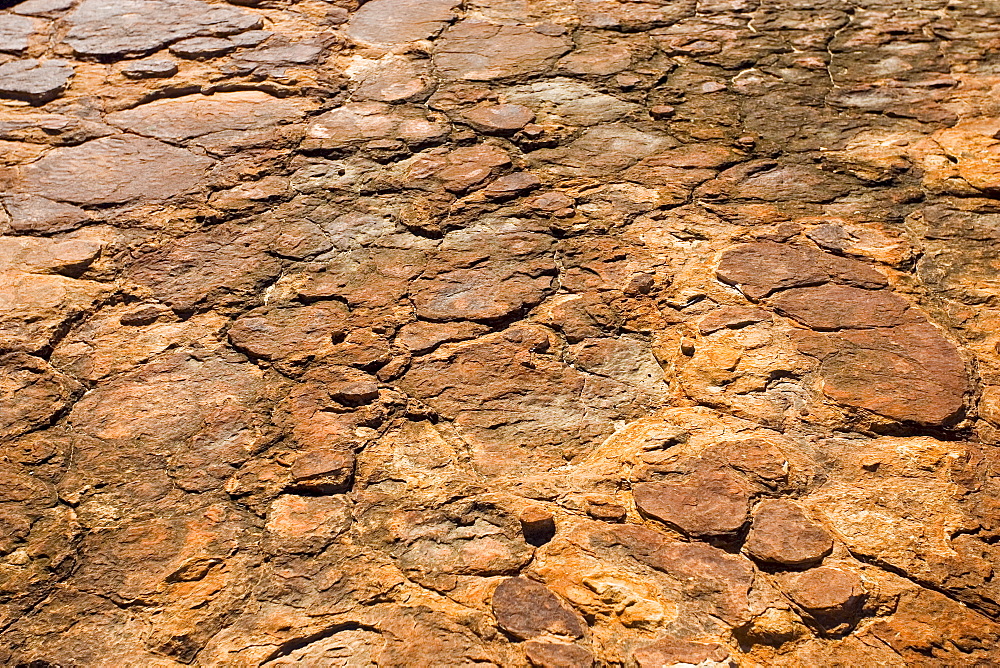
2;0;1000;665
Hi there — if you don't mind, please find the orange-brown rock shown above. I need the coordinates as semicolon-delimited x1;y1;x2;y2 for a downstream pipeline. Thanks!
633;470;752;539
3;0;999;663
781;567;865;633
744;499;833;567
525;640;594;668
492;577;586;640
632;637;732;667
716;242;888;301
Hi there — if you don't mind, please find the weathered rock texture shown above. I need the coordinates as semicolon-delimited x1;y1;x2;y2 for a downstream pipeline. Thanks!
1;0;999;665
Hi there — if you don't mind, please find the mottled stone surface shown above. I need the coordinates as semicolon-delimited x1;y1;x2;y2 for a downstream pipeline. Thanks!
105;92;314;142
19;135;214;204
2;0;1000;665
0;14;35;54
744;499;833;567
492;577;586;640
64;0;261;57
346;0;459;47
0;59;73;103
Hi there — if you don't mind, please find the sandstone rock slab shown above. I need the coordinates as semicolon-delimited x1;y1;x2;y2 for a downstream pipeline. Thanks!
0;14;35;54
347;0;460;46
20;135;214;205
820;323;968;425
434;21;571;81
462;104;535;134
65;0;261;57
0;59;73;104
168;36;236;59
716;242;888;301
782;567;865;632
106;92;314;143
492;577;586;640
525;641;594;668
633;470;752;538
1;195;90;234
120;59;178;79
770;284;911;330
744;499;833;567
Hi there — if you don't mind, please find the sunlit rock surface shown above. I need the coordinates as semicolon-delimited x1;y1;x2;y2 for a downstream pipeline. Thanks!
2;0;1000;665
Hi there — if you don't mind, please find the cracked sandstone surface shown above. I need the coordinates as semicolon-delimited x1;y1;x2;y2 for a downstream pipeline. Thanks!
1;0;1000;665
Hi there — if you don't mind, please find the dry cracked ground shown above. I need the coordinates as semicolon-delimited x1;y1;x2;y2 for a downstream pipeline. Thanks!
3;0;1000;665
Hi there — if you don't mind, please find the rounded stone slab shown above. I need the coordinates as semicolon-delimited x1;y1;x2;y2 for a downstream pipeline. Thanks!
350;55;435;104
64;0;261;58
781;567;865;632
0;237;102;276
633;469;752;538
105;92;315;143
784;567;865;613
744;499;834;567
0;14;36;54
462;103;535;134
433;20;572;81
168;36;235;59
346;0;460;47
716;242;888;301
770;284;912;330
120;59;179;79
19;135;214;205
0;59;74;104
10;0;74;15
0;194;90;234
820;323;968;425
491;577;586;641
